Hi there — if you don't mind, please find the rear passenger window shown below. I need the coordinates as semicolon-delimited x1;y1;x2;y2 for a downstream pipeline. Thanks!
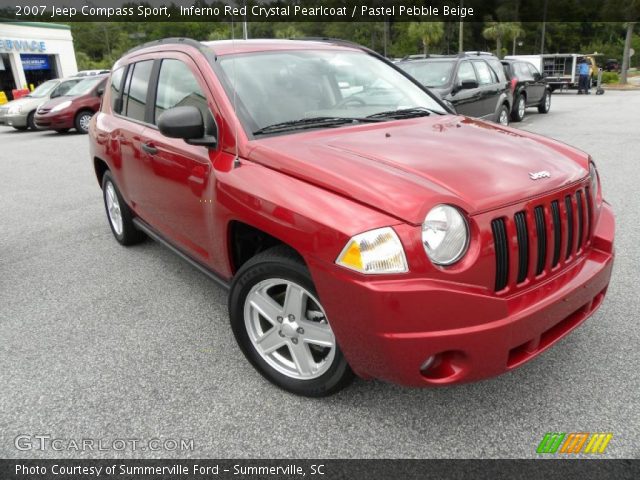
153;59;208;124
122;60;153;122
456;62;476;84
109;67;125;113
473;61;496;85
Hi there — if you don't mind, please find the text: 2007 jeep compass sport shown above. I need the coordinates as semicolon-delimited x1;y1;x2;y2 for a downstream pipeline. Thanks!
89;38;614;396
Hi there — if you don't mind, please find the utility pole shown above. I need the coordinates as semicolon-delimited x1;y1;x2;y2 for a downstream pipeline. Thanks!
242;1;248;39
540;0;548;54
458;0;464;52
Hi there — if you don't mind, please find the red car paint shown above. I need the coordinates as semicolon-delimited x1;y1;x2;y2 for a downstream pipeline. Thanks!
89;40;614;387
35;76;107;131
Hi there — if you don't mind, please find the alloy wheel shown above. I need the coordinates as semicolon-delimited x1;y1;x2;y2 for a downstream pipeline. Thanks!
244;278;336;380
105;182;123;235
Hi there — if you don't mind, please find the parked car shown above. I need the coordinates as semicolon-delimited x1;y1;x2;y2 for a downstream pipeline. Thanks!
397;53;512;125
502;59;551;122
604;59;620;72
90;38;614;396
35;75;107;133
0;77;82;131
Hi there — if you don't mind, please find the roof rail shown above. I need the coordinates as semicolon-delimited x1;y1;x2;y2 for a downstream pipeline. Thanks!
124;37;216;60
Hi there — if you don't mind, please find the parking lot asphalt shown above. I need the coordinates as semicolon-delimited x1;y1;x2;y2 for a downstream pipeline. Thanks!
1;90;639;459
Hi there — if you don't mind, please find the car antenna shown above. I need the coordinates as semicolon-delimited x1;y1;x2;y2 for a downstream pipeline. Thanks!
232;17;241;169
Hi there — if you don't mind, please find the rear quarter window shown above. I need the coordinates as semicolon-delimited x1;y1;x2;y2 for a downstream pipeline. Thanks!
122;60;153;122
109;67;125;113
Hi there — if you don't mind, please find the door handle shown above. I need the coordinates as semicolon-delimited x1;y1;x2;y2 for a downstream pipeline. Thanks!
141;142;158;155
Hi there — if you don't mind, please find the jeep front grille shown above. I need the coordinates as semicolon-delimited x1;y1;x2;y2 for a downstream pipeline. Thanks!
491;184;592;292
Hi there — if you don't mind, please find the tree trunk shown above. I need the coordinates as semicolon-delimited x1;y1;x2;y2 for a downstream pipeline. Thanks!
496;37;502;58
423;40;428;57
621;22;635;85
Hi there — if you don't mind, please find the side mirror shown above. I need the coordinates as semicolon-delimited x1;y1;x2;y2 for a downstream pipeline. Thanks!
460;79;479;90
96;87;105;97
158;106;217;148
533;73;542;81
50;91;60;99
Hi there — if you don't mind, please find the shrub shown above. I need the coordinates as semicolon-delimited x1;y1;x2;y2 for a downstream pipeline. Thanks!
600;72;619;84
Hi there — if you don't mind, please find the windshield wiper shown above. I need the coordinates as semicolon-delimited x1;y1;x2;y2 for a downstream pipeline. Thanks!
366;107;435;120
253;116;382;135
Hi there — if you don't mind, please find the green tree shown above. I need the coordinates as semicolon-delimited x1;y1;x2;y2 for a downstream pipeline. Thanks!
407;22;444;56
482;21;523;58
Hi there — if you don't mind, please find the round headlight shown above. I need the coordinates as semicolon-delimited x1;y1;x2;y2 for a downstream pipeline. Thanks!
422;204;469;266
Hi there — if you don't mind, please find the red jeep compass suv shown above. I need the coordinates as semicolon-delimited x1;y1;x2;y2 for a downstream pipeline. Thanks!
89;38;614;396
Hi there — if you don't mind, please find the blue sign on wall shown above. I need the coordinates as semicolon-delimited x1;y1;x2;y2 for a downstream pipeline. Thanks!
20;54;50;71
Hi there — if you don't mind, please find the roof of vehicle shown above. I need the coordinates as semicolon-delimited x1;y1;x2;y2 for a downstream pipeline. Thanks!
397;52;500;64
123;37;363;60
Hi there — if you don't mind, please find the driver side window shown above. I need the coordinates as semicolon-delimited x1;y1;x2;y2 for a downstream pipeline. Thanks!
456;62;476;84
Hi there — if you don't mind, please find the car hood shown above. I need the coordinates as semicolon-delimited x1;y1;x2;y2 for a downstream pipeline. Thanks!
247;115;589;225
38;95;76;110
2;96;46;110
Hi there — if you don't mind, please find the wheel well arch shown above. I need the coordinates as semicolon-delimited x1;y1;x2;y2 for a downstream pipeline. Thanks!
227;220;305;274
93;157;109;187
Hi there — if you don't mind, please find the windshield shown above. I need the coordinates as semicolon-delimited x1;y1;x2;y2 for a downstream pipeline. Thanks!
217;49;446;135
27;80;59;98
398;60;455;88
65;77;104;96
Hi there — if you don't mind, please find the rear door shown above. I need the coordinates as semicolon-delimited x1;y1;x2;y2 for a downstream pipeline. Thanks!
450;61;482;117
471;60;501;119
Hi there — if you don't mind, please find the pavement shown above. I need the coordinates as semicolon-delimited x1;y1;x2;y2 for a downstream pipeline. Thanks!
1;90;639;459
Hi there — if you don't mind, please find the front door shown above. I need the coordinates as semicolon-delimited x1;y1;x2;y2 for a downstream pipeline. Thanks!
138;55;219;263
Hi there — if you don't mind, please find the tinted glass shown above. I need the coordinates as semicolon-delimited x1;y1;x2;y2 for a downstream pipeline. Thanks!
53;79;80;97
486;58;507;82
516;62;534;81
123;60;153;122
154;59;208;124
28;80;58;98
399;60;455;88
527;63;541;78
457;61;477;83
109;67;125;112
218;50;446;133
473;61;496;85
66;76;105;96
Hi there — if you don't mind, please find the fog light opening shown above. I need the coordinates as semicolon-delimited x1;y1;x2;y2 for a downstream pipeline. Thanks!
420;350;466;382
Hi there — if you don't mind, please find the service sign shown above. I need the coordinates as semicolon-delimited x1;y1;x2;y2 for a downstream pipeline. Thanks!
0;39;47;53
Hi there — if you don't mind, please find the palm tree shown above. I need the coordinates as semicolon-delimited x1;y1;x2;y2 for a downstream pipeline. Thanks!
603;0;640;84
407;22;445;57
483;21;523;58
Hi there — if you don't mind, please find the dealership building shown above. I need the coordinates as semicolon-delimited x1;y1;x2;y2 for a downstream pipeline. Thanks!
0;22;78;96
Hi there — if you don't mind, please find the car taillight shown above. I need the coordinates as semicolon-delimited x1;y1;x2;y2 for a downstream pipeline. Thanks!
510;77;518;92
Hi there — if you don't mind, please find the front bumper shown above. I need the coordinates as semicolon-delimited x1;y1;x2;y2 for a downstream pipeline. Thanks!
34;111;74;130
310;203;615;387
0;112;28;128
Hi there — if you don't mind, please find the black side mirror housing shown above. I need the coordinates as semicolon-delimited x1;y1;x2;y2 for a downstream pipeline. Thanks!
460;79;479;90
158;106;217;148
96;87;105;97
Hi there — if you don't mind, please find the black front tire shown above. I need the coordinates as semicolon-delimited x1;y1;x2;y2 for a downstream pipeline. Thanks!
12;125;28;131
229;246;354;397
101;171;145;246
74;110;93;134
